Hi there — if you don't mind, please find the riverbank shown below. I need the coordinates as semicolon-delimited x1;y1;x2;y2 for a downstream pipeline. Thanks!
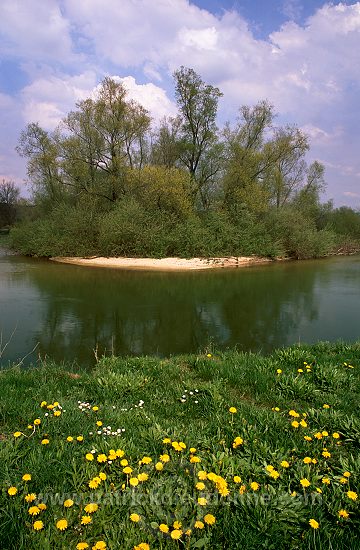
50;255;273;271
1;342;359;549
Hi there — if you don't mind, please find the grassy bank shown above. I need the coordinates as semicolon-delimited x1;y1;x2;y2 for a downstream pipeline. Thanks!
1;343;359;550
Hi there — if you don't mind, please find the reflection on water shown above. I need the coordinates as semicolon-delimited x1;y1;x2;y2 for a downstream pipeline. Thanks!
1;251;360;366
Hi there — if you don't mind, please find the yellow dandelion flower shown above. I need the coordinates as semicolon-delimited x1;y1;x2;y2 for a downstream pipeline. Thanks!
93;541;106;549
338;509;349;519
170;529;182;540
13;431;22;438
289;410;299;418
86;453;94;461
76;544;89;550
33;520;44;530
190;447;196;453
276;369;282;374
159;524;169;533
116;449;125;457
28;506;40;516
64;499;74;508
84;503;98;514
77;436;84;442
322;477;330;485
239;485;246;494
137;473;149;482
8;486;18;496
312;458;317;464
54;410;61;417
67;436;74;442
322;431;328;437
347;491;358;501
25;493;37;502
96;421;103;427
123;466;133;474
190;456;201;463
22;474;31;481
194;520;204;529
38;503;47;511
40;401;47;407
130;513;141;523
300;420;308;428
99;472;106;481
204;514;216;525
81;515;92;525
233;475;242;483
89;477;101;489
229;407;237;414
198;497;207;506
304;436;312;441
332;433;340;439
198;471;207;480
250;482;259;491
309;519;319;529
33;419;41;426
300;478;310;488
196;482;206;490
343;471;351;478
314;432;323;440
303;457;312;464
92;406;99;411
322;451;331;458
130;478;139;487
41;439;49;445
56;519;68;531
160;454;170;463
133;544;149;550
291;421;299;428
97;454;107;463
120;459;128;466
162;438;171;444
141;456;152;464
323;404;330;409
269;470;280;479
173;521;182;529
280;461;290;468
155;462;164;471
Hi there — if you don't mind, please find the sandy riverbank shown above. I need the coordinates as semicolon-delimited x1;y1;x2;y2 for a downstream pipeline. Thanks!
50;255;273;271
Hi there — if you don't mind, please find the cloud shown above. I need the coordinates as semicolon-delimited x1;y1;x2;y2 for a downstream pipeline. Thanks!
21;71;97;129
0;0;75;64
343;191;360;198
282;0;303;21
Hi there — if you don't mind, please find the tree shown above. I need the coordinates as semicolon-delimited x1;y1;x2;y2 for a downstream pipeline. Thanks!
173;67;223;207
17;78;151;206
0;179;20;227
222;101;274;213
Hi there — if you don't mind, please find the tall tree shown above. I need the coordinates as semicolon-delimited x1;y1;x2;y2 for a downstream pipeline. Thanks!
173;66;223;207
0;179;20;226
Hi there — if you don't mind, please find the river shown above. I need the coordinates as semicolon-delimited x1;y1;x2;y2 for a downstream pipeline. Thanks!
0;248;359;366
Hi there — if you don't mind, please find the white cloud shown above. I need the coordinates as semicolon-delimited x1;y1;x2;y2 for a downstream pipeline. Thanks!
21;71;97;129
115;77;176;121
0;0;75;63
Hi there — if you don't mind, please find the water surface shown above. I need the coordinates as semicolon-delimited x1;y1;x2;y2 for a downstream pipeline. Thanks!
0;248;359;366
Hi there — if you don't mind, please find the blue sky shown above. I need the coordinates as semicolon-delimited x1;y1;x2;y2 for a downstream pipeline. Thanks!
0;0;360;207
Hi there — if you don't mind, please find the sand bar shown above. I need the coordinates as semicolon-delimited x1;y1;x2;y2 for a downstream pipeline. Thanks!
50;256;272;271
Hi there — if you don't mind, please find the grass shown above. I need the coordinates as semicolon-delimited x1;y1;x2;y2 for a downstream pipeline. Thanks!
0;342;359;550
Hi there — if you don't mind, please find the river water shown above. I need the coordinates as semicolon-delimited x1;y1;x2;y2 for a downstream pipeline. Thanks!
0;248;359;366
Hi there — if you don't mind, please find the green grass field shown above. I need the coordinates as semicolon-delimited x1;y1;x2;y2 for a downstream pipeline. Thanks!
1;342;359;549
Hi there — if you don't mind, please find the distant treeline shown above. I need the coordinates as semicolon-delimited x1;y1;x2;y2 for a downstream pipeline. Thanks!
8;67;360;258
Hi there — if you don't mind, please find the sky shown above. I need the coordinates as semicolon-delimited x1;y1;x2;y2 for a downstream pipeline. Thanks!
0;0;360;207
